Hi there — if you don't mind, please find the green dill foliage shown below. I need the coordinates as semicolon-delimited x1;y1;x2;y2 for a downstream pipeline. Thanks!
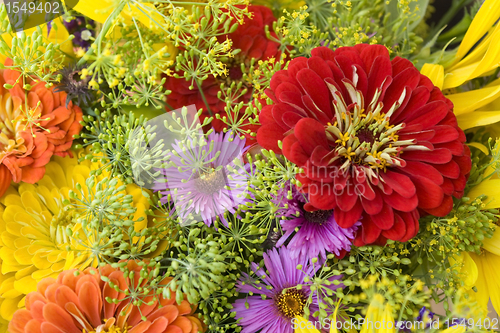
160;222;245;332
214;212;266;267
410;197;497;295
77;0;250;90
64;175;174;265
0;7;71;86
75;110;147;184
241;148;300;233
268;0;427;57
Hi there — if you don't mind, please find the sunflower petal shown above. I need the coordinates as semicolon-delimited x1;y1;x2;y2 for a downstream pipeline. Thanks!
457;111;500;130
447;84;500;116
455;0;500;61
421;64;444;89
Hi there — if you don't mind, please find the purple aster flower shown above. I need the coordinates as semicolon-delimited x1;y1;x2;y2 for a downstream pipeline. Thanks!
232;246;343;333
272;184;360;260
154;130;250;226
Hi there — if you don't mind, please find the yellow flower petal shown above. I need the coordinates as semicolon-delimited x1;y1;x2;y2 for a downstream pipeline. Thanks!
421;64;444;90
469;252;494;311
457;111;500;130
447;84;500;116
467;179;500;208
467;142;489;155
445;28;500;89
71;0;114;23
449;24;500;72
483;225;500;256
454;0;500;62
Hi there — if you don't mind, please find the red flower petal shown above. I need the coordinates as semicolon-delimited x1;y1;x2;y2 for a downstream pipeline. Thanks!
335;199;363;228
381;213;407;241
256;123;286;153
380;170;416;199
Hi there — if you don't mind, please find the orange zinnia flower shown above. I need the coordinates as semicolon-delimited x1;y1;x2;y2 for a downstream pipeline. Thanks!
9;261;205;333
0;58;83;197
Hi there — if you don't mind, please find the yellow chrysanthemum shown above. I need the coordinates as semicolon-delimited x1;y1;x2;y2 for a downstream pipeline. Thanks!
0;151;168;324
421;0;500;131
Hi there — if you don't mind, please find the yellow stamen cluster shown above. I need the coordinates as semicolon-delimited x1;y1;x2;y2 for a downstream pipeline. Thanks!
323;68;429;174
275;288;307;318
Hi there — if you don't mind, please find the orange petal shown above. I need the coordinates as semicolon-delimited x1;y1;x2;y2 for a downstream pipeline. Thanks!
75;274;101;298
27;91;43;117
170;316;192;333
25;292;47;310
31;134;49;159
175;301;192;316
128;295;158;326
129;321;152;333
42;303;81;333
55;285;80;310
31;146;54;168
9;309;32;333
65;302;93;332
3;157;23;183
103;278;121;319
57;270;79;290
37;278;56;298
116;303;133;329
163;326;183;333
21;165;47;184
44;282;62;303
40;322;64;333
30;300;46;321
0;163;12;198
33;86;54;116
146;305;178;324
25;319;43;333
144;317;169;333
77;281;102;328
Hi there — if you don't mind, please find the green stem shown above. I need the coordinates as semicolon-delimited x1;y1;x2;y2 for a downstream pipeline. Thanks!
429;0;474;39
195;78;213;117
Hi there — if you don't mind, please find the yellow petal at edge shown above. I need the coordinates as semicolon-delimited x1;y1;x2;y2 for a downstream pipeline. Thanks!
467;142;489;155
467;179;500;208
457;111;500;130
421;64;444;89
70;0;113;23
448;84;500;116
483;225;500;256
454;0;500;61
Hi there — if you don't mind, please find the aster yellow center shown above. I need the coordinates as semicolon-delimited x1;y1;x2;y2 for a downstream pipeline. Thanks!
324;73;429;172
275;289;307;319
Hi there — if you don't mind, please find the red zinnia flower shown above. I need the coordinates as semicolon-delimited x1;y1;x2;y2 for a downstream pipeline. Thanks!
165;5;281;132
257;45;471;245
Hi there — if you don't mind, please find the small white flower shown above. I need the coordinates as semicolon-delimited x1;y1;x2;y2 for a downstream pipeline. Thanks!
81;30;92;41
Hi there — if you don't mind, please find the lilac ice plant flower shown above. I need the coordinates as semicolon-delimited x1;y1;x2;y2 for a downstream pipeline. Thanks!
232;246;343;333
272;184;360;260
154;130;250;226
